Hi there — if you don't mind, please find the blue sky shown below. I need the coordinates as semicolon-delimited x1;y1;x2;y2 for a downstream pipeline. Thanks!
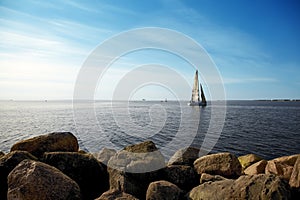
1;0;299;100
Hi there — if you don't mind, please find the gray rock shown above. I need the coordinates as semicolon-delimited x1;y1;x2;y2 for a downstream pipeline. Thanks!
7;159;81;200
95;148;116;164
193;152;242;178
96;189;139;200
244;160;267;175
43;152;109;200
238;153;262;170
168;147;200;166
10;132;79;158
108;141;165;199
146;180;182;200
163;165;198;191
188;174;292;200
199;173;227;184
0;151;37;200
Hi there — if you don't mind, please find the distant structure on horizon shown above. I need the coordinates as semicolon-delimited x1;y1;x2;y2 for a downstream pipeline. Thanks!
188;70;207;107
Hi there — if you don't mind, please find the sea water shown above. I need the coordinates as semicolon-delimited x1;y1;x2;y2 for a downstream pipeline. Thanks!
0;100;299;160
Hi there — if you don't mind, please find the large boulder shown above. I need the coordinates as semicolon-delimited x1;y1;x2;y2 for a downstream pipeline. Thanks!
193;152;242;178
96;189;139;200
43;152;108;200
95;148;116;165
10;132;79;158
244;160;267;175
168;147;199;166
108;141;165;199
146;180;182;200
188;174;292;200
289;156;300;188
162;165;198;192
238;153;262;170
0;151;37;200
7;159;81;200
199;173;227;184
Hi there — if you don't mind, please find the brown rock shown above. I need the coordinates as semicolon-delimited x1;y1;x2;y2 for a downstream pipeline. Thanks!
0;151;4;158
273;154;300;166
238;153;262;169
265;160;294;180
0;151;37;200
96;189;139;200
193;152;242;178
7;159;81;200
43;152;109;200
108;141;165;199
289;156;300;188
244;160;267;175
188;174;292;200
10;132;79;158
146;180;182;200
163;165;198;192
168;147;200;166
199;173;227;184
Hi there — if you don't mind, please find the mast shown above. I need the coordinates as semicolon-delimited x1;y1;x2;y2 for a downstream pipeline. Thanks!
191;70;200;102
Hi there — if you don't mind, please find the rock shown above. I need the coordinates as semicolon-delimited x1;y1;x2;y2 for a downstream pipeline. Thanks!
163;165;198;191
244;160;267;175
108;141;165;199
273;154;300;166
193;152;242;178
146;180;182;200
168;147;199;166
95;148;116;164
0;151;4;158
238;153;262;170
7;159;81;200
199;173;227;184
0;151;37;200
289;156;300;188
187;174;292;200
43;152;109;200
265;160;294;180
96;189;139;200
10;132;79;158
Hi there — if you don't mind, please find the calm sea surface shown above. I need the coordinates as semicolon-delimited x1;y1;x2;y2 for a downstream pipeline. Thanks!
0;100;299;160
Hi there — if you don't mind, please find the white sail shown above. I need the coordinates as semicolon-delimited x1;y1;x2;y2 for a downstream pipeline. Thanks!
189;70;206;106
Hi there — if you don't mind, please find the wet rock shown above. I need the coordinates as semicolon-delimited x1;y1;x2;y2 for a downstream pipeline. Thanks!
0;151;37;200
96;189;139;200
95;148;116;164
146;180;182;200
163;165;198;192
168;147;199;166
7;159;81;200
193;152;242;178
199;173;227;184
244;160;267;175
43;152;108;200
238;153;262;170
188;174;291;200
10;132;79;158
108;141;165;199
289;156;300;188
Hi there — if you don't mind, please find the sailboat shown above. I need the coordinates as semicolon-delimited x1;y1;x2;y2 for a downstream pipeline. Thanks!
188;70;207;106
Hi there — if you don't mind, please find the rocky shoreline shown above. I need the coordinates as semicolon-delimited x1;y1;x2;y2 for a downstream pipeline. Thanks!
0;132;299;200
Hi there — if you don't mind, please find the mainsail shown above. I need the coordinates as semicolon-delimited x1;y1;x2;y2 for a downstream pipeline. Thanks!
189;70;206;106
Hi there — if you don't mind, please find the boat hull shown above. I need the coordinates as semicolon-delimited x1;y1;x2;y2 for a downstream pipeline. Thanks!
188;101;207;106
